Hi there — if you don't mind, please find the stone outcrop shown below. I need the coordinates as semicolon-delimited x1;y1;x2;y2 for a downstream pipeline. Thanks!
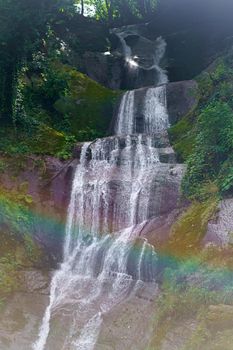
203;198;233;247
0;155;77;264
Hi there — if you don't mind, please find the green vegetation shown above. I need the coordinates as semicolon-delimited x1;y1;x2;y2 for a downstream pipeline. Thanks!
0;61;118;158
76;0;158;24
0;0;120;159
167;196;218;257
169;53;233;200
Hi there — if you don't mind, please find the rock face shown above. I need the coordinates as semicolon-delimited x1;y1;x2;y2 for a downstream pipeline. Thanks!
17;269;52;295
203;198;233;246
166;80;199;124
83;51;124;90
0;156;76;264
149;0;233;81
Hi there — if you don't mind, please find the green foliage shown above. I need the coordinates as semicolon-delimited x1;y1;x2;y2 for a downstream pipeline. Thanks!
81;0;158;25
53;64;118;138
0;125;74;159
218;156;233;194
0;0;76;123
196;72;214;101
0;254;19;295
183;101;233;198
169;117;196;161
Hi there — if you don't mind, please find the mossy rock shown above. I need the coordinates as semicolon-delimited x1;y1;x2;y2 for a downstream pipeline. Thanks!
169;116;196;161
167;198;218;256
53;63;119;139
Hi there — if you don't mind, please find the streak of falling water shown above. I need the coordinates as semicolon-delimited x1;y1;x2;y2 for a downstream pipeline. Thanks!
114;90;135;135
152;37;169;85
144;86;170;133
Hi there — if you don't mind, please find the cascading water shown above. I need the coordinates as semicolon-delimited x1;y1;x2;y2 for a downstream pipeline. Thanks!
33;34;174;350
112;26;168;87
115;85;169;135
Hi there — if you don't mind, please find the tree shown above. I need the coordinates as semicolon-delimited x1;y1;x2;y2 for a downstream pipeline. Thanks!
0;0;75;124
89;0;158;25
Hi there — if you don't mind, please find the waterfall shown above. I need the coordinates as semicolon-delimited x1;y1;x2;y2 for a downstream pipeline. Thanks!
33;34;173;350
112;26;168;87
115;85;169;135
33;86;170;350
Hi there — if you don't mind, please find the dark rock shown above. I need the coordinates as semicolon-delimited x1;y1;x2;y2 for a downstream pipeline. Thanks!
149;0;233;81
166;80;199;124
83;51;124;90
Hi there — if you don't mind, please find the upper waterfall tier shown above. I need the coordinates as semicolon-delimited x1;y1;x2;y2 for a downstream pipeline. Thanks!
111;25;168;89
114;85;169;135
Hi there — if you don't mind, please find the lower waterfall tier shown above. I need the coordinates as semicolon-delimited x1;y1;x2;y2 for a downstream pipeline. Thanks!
70;135;183;236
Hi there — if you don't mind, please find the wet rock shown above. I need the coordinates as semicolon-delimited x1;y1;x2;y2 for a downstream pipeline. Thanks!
203;198;233;247
84;23;168;90
110;82;199;134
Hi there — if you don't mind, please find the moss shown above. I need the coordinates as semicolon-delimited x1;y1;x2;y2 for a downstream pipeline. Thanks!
148;244;233;350
167;197;218;256
170;50;233;198
30;124;66;155
53;63;120;139
169;116;196;161
1;62;120;157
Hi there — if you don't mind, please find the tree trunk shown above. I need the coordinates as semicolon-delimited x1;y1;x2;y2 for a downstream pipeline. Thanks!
81;0;84;16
